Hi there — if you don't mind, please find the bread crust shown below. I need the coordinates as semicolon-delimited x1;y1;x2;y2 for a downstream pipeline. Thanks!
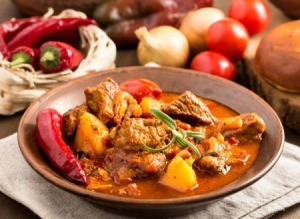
255;20;300;93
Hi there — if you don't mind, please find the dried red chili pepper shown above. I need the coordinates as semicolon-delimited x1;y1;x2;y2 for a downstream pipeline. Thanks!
0;28;7;56
0;17;44;56
9;46;39;68
7;18;96;51
36;108;87;184
39;41;83;73
93;0;213;47
2;17;44;42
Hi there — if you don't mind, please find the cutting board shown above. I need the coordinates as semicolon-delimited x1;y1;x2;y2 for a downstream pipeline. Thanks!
242;60;300;133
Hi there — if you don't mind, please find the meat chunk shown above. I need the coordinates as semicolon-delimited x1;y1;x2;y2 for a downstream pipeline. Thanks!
84;78;142;125
113;91;142;124
221;113;266;143
110;118;169;151
193;152;230;175
103;148;167;184
62;104;88;138
84;78;120;124
162;91;216;126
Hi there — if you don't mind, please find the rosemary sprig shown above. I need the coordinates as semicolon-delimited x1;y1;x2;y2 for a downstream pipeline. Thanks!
143;108;205;158
149;108;177;130
143;138;175;153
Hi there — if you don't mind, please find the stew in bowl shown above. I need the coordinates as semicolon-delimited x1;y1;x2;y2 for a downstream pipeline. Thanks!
18;66;284;216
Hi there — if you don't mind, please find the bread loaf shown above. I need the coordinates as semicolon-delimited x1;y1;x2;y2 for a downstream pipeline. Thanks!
255;20;300;93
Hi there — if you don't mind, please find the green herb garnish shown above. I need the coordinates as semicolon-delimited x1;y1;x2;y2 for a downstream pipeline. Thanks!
142;108;205;157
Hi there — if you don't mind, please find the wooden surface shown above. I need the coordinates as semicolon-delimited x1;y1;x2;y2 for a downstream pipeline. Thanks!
245;59;300;133
0;0;299;218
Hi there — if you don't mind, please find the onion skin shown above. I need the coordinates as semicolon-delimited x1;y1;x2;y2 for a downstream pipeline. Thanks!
180;7;225;55
136;26;190;67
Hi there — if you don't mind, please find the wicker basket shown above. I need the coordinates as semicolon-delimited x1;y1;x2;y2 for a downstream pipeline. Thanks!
12;0;100;17
0;9;116;115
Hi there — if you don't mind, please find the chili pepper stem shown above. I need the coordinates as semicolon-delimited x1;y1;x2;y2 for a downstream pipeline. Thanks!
39;41;83;73
9;52;32;67
10;57;26;67
41;51;55;62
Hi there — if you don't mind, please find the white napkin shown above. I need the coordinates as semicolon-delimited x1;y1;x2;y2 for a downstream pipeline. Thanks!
0;133;299;219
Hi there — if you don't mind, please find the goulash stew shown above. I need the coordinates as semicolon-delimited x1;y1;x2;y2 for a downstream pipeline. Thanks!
36;78;265;199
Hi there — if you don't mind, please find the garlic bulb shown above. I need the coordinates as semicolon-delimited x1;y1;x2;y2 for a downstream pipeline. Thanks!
135;26;190;68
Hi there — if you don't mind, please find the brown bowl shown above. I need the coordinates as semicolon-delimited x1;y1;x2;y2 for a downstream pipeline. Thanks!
18;66;284;217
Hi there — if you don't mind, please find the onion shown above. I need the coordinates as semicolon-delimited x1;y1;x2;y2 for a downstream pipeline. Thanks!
179;7;225;54
135;26;190;68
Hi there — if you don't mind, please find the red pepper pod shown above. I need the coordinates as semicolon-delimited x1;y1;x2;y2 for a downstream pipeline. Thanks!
0;17;44;56
7;18;97;51
36;108;87;184
9;46;39;69
1;17;44;42
39;41;83;73
0;27;7;56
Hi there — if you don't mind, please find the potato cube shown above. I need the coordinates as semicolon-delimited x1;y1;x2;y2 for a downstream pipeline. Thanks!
140;97;161;117
87;176;112;191
221;116;243;129
74;112;109;157
159;156;198;192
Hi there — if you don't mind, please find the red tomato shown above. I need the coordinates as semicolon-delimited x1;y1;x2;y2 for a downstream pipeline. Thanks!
190;51;236;81
206;18;249;62
120;78;162;102
228;0;270;35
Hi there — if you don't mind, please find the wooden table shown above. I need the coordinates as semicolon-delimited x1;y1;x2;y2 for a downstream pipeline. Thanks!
0;0;299;218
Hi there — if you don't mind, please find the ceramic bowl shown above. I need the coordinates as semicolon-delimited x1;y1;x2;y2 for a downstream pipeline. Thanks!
18;66;284;217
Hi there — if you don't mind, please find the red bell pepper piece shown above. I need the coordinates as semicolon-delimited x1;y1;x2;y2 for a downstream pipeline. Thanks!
7;18;96;51
120;78;162;103
39;41;83;73
36;108;87;184
9;46;39;69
